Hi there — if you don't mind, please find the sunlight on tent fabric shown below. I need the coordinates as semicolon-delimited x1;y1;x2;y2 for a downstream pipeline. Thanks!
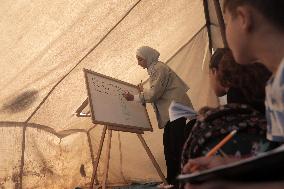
0;0;220;188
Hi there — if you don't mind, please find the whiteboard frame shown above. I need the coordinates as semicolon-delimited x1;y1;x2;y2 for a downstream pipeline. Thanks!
83;69;153;132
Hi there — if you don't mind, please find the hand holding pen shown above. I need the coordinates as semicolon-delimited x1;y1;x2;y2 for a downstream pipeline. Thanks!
182;130;238;173
138;80;143;92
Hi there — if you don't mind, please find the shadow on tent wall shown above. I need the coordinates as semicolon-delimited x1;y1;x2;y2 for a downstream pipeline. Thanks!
1;90;38;113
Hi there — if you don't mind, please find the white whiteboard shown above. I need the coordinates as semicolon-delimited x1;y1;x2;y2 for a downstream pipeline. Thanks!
84;69;152;132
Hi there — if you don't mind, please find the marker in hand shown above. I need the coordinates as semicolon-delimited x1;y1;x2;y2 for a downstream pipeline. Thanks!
122;91;134;101
138;80;143;92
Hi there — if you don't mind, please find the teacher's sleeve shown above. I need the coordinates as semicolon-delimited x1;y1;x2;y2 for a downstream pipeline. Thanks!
140;65;170;103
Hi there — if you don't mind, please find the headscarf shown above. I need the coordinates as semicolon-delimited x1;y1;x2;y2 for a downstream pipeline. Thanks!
136;46;160;67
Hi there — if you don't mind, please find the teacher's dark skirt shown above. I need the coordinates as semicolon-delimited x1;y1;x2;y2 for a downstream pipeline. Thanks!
163;117;190;188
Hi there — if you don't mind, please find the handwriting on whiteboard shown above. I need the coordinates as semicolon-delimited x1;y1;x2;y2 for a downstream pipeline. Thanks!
91;77;132;121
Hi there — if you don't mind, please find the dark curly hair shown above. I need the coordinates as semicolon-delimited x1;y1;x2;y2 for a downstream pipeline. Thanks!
210;48;271;103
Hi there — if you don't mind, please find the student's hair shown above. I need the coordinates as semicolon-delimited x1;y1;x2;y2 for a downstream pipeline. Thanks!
209;48;230;69
209;48;272;102
223;0;284;31
211;49;242;88
238;62;272;102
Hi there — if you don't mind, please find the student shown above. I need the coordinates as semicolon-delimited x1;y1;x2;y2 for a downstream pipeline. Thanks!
182;0;284;188
209;48;271;114
223;0;284;142
123;46;193;188
181;50;276;171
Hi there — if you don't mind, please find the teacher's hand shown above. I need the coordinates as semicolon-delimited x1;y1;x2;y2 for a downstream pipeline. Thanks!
137;83;144;92
122;92;134;101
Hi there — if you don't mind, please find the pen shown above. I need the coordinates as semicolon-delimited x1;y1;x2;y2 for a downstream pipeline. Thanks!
206;129;237;157
138;80;143;93
190;129;237;172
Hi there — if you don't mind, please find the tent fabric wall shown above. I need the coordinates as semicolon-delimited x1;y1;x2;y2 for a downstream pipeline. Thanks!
0;0;220;188
166;27;218;109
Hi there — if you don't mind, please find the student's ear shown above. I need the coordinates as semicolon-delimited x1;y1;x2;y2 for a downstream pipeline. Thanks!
236;6;253;32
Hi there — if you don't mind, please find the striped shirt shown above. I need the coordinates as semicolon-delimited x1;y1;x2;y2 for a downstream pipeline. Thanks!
266;57;284;142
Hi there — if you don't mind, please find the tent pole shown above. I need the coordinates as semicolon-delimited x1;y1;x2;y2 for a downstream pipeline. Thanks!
203;0;213;54
213;0;228;47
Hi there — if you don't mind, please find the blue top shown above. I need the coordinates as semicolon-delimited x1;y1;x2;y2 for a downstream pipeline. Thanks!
266;57;284;142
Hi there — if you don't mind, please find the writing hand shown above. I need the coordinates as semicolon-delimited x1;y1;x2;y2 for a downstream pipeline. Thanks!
122;92;134;101
183;156;225;174
137;83;143;92
182;156;240;174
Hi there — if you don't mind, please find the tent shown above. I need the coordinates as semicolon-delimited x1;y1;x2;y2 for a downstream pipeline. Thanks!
0;0;226;188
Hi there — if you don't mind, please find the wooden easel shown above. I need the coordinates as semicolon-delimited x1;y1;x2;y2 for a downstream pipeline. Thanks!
75;98;167;189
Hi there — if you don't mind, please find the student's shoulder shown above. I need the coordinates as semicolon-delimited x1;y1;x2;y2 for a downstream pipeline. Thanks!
279;58;284;84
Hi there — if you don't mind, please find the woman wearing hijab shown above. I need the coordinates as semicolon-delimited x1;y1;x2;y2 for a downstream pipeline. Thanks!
123;46;193;188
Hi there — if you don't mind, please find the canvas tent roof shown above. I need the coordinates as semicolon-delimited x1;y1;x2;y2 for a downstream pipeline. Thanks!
0;0;225;188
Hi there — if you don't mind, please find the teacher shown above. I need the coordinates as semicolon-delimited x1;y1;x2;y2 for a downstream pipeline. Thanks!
123;46;193;188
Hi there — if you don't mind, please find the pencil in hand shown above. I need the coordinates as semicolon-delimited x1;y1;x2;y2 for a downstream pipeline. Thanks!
187;129;238;172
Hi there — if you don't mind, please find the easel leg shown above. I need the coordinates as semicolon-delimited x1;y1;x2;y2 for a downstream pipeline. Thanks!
137;134;168;184
102;129;112;189
91;125;107;189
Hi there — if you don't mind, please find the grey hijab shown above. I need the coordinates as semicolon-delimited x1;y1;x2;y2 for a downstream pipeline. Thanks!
136;46;160;67
136;46;160;75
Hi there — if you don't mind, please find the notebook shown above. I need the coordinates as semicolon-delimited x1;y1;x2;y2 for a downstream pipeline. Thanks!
178;145;284;183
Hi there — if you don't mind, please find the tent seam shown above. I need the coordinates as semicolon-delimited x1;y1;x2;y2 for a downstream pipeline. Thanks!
25;0;143;124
